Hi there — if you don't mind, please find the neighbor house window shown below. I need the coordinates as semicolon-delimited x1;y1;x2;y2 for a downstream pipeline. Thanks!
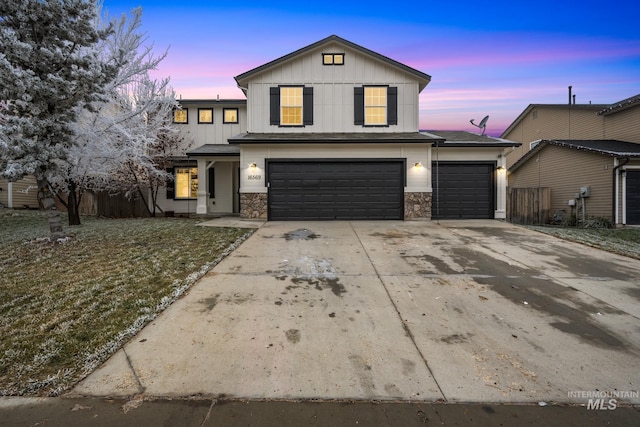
198;108;213;124
365;86;387;125
223;108;238;124
175;167;198;199
280;86;303;125
173;108;188;124
323;53;344;65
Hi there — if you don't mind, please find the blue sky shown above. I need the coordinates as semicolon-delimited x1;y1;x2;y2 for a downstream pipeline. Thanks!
102;0;640;136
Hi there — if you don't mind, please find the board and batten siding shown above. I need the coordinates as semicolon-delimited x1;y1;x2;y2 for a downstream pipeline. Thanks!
508;145;614;220
504;106;605;168
175;102;247;151
245;41;421;134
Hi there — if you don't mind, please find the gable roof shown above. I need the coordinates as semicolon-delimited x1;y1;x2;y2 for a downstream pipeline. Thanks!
597;93;640;116
234;35;432;92
500;104;607;138
509;139;640;173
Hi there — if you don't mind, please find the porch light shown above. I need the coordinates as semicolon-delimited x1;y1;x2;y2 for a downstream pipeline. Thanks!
414;162;423;168
496;166;505;172
249;162;257;169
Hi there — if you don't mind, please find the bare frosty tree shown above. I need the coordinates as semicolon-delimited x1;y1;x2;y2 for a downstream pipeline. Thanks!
0;0;115;238
52;6;186;224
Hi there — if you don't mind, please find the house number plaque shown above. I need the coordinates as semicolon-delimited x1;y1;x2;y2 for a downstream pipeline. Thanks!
248;174;262;180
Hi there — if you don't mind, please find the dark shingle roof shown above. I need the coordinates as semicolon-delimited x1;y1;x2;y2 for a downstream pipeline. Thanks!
186;144;240;156
509;139;640;173
228;132;442;144
423;130;521;147
597;94;640;116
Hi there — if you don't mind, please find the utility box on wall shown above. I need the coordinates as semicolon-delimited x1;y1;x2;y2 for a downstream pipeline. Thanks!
579;186;591;198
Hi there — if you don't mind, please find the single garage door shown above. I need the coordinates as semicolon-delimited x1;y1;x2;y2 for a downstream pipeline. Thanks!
268;160;404;220
432;162;495;219
626;171;640;225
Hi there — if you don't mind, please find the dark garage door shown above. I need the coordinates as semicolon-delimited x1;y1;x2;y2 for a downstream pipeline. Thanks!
432;162;495;219
627;171;640;225
268;160;404;220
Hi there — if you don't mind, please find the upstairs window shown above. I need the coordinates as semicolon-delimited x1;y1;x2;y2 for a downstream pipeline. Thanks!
354;86;398;127
223;108;239;124
323;53;344;65
173;108;188;124
365;86;387;125
198;108;213;124
280;87;303;125
270;86;313;127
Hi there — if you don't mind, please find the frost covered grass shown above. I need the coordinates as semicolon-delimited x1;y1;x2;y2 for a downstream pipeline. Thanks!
0;209;254;396
528;225;640;259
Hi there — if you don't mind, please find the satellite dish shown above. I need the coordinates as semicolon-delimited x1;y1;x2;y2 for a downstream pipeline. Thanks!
470;115;489;135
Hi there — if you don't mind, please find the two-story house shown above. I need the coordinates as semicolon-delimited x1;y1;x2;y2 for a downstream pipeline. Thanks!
156;35;518;221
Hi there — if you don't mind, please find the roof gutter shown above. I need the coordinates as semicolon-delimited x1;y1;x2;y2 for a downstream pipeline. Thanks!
613;157;630;225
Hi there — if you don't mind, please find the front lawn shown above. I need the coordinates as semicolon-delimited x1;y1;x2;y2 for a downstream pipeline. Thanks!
0;209;254;396
528;225;640;259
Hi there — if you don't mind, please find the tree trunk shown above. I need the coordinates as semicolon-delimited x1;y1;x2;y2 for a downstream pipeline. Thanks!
36;177;66;240
67;181;82;225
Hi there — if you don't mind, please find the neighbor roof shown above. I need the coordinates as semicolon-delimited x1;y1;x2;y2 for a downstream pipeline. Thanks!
509;139;640;173
423;130;521;147
228;132;442;144
597;93;640;116
234;35;432;92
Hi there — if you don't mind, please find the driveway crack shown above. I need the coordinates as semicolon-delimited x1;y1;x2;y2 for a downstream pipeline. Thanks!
123;348;146;394
349;222;447;401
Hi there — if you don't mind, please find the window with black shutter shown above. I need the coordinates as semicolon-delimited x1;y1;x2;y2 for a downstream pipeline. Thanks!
354;86;397;126
270;86;313;126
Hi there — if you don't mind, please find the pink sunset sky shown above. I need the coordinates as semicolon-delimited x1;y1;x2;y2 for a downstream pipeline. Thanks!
103;0;640;137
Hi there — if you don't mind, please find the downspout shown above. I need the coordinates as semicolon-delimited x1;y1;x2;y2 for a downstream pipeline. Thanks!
613;157;629;225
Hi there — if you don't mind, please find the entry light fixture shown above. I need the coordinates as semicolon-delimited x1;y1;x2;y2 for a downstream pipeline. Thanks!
414;162;423;168
249;162;257;168
497;165;505;171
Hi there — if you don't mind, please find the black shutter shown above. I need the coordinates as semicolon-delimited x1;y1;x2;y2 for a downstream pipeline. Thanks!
387;86;398;125
303;87;313;125
354;87;364;125
208;167;215;199
270;87;280;125
166;168;175;199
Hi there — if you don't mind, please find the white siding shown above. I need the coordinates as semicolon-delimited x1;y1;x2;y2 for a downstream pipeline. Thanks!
175;102;247;151
244;42;422;134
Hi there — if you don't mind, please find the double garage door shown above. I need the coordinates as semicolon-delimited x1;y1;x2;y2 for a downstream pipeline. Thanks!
431;162;495;219
268;160;404;220
266;160;495;220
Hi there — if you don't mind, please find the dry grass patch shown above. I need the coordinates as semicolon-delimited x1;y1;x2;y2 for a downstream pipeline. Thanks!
529;226;640;259
0;209;254;396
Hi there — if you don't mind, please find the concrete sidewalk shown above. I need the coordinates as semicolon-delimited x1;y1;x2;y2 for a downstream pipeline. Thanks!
71;220;640;411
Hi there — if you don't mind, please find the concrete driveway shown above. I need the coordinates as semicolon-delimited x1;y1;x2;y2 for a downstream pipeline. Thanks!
73;220;640;405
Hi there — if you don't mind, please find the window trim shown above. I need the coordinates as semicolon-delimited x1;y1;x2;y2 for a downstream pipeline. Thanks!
173;108;188;124
322;53;345;65
354;86;397;127
270;86;313;127
223;108;239;124
197;108;213;124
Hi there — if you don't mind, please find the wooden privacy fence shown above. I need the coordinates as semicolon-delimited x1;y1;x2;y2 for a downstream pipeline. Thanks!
508;187;551;225
79;191;150;218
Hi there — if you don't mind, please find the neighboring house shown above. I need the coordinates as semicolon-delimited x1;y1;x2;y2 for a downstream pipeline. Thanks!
503;93;640;225
0;176;39;209
161;35;518;220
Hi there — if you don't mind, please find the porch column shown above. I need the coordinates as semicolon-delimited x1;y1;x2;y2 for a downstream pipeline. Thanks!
495;160;507;219
196;159;208;214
